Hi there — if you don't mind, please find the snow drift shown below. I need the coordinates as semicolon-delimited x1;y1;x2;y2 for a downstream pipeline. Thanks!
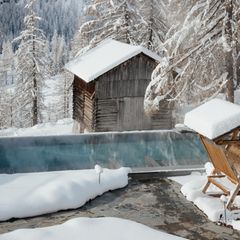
0;167;131;221
0;217;185;240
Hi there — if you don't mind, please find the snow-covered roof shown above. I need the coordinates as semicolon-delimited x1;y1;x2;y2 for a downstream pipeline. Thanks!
65;39;161;83
184;99;240;139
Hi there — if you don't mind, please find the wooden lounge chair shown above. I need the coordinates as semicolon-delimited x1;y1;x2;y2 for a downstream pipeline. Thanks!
184;98;240;209
200;128;240;209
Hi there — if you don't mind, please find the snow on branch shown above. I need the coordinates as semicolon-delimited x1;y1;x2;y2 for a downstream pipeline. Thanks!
144;0;240;114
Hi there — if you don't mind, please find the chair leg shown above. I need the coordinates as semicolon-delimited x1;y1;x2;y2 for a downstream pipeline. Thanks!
202;169;216;193
226;183;240;209
202;181;211;193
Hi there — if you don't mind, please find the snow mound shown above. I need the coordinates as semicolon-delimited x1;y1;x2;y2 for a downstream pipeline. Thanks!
0;167;131;221
0;217;185;240
180;174;240;223
170;164;240;227
0;118;74;137
184;98;240;139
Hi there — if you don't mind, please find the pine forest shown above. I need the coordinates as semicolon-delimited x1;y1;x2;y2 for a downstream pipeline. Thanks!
0;0;239;129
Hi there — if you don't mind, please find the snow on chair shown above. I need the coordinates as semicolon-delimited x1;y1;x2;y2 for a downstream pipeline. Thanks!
184;99;240;209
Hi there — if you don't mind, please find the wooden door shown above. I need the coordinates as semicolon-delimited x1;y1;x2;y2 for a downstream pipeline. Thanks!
119;97;152;131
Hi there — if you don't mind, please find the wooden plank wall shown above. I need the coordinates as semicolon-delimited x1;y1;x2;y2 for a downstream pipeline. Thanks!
151;105;174;129
120;97;152;131
73;76;95;132
94;53;173;132
96;54;152;99
94;99;118;131
73;76;84;123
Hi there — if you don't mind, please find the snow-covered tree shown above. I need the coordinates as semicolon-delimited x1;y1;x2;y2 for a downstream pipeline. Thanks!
0;86;14;129
14;0;49;127
43;73;72;122
50;31;68;75
0;0;85;49
0;40;15;85
72;0;148;56
224;0;240;102
57;72;73;119
144;0;240;114
2;40;13;58
136;0;168;53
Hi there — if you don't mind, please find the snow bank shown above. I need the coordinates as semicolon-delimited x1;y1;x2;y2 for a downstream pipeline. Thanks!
180;174;240;222
170;163;240;227
180;176;225;222
169;171;204;186
184;98;240;139
0;217;185;240
0;118;74;137
0;167;131;221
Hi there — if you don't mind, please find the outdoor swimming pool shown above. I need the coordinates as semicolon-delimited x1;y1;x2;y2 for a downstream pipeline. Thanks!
0;130;208;173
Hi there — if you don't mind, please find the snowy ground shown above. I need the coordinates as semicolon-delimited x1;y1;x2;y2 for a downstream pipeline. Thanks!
0;167;187;240
0;217;185;240
0;75;74;137
0;167;130;221
170;163;240;231
0;118;74;137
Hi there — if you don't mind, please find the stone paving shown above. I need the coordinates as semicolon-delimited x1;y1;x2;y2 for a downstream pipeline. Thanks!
0;178;240;240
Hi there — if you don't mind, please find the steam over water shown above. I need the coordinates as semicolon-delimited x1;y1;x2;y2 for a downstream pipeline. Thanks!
0;130;208;173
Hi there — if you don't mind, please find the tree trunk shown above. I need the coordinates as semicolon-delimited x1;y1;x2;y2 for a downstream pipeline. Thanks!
124;2;130;44
225;0;234;102
147;0;153;50
32;34;38;126
234;2;240;88
64;78;68;118
32;77;38;126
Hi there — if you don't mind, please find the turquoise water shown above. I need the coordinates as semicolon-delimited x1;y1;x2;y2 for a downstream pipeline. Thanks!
0;131;208;173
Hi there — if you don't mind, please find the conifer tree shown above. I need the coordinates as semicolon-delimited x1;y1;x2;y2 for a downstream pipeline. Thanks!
51;31;67;75
72;0;146;56
0;86;14;129
144;0;240;114
1;40;14;85
14;0;49;127
136;0;168;53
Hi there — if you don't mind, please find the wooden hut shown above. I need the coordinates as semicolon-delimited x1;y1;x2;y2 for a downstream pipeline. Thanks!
65;39;173;132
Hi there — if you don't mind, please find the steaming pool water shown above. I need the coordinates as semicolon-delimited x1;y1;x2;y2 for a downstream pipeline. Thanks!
0;130;208;173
